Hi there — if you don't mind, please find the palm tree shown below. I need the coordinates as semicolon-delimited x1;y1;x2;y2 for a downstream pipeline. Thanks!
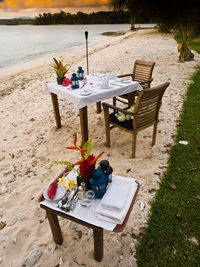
138;0;200;62
112;0;200;62
111;0;143;30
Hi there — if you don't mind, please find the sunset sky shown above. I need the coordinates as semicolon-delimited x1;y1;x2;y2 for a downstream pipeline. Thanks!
0;0;111;19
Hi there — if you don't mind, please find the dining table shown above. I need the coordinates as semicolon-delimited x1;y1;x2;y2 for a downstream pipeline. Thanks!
38;168;140;261
44;75;143;145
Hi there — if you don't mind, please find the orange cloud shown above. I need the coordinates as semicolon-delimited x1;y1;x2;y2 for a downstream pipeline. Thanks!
0;0;110;9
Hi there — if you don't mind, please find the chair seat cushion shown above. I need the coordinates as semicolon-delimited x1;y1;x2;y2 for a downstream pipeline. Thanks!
109;111;133;130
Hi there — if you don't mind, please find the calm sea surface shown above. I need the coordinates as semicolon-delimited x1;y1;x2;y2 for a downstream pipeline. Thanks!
0;24;156;71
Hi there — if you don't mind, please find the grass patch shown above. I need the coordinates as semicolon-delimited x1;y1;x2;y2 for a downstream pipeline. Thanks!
136;67;200;266
191;35;200;54
174;33;200;54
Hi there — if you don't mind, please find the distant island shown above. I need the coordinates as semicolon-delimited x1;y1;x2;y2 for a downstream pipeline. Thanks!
0;18;34;25
0;11;153;26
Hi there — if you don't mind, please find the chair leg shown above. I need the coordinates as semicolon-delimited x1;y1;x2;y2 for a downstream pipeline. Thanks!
103;106;110;147
113;97;116;106
132;132;137;158
152;122;158;146
96;102;101;114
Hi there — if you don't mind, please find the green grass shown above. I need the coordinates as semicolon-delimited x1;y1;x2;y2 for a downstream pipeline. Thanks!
174;33;200;54
136;67;200;266
191;36;200;54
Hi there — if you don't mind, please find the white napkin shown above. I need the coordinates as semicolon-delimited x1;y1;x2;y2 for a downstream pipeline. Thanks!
95;178;138;225
101;181;130;212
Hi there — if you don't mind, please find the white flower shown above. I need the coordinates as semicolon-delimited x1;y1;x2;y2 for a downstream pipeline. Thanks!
115;104;135;122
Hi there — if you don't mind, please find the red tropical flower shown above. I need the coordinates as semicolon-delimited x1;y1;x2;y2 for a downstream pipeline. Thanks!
66;134;103;180
79;154;96;180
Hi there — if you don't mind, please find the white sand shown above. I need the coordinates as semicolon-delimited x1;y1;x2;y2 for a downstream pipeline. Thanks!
0;29;200;266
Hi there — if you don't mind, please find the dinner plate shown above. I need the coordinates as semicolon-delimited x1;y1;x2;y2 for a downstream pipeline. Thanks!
43;184;65;201
80;91;93;96
108;74;117;80
121;79;132;84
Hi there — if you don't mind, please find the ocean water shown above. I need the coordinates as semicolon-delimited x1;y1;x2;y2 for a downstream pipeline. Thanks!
0;24;156;74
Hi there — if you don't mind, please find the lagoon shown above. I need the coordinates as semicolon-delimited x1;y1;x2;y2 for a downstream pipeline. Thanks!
0;24;156;72
0;24;131;70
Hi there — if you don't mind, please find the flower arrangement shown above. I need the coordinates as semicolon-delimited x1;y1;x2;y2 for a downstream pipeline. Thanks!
52;57;71;78
54;134;103;189
115;102;136;122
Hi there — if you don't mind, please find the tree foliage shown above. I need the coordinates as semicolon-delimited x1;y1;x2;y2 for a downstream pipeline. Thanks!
139;0;200;61
34;10;130;25
34;10;153;25
111;0;144;30
112;0;200;61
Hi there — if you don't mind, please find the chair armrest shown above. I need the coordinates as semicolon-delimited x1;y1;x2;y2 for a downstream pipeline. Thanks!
117;74;132;78
139;78;153;86
102;102;135;115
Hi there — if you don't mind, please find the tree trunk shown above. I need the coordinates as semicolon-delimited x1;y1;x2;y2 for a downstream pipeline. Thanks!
178;43;194;62
130;14;136;31
177;24;194;62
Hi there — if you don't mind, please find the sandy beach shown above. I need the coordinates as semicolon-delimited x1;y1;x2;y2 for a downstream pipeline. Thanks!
0;29;200;267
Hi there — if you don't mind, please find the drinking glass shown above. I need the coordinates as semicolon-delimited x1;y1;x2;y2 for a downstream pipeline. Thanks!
101;75;109;88
81;190;95;207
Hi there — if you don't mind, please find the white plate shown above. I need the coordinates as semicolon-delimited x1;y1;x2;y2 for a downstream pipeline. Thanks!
110;81;120;86
43;184;65;201
108;74;117;80
113;78;121;81
121;79;132;84
80;91;93;96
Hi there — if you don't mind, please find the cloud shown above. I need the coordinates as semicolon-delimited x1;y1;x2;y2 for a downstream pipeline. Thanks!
0;0;110;9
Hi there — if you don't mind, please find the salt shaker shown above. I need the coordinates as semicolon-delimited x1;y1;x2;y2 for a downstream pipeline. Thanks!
78;186;84;200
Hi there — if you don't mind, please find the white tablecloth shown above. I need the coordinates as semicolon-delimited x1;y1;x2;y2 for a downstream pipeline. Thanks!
40;175;138;231
43;76;143;111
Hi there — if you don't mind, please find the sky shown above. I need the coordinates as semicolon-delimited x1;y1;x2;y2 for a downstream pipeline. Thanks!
0;0;111;19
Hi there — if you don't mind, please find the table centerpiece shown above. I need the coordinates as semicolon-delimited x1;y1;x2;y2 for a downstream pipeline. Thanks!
53;133;113;199
52;57;71;85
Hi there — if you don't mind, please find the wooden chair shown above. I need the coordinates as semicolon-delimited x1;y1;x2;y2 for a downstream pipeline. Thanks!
102;82;169;158
113;60;156;106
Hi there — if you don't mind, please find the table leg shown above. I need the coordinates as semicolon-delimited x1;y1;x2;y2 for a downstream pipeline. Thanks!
79;106;88;145
128;91;137;106
96;102;101;114
46;211;63;245
51;93;61;129
93;228;103;262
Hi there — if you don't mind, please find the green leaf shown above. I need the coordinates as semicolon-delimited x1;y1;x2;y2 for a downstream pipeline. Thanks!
83;138;93;159
64;63;71;70
53;57;59;67
53;161;73;170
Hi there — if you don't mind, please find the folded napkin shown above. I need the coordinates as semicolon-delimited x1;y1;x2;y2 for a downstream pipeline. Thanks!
101;180;130;212
95;177;138;225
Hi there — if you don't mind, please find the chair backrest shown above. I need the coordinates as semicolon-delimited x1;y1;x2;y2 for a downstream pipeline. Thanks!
133;82;169;130
132;60;156;89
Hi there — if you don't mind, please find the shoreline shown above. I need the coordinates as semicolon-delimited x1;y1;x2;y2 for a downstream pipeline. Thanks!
0;23;133;79
0;28;200;266
0;29;137;83
0;25;156;80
